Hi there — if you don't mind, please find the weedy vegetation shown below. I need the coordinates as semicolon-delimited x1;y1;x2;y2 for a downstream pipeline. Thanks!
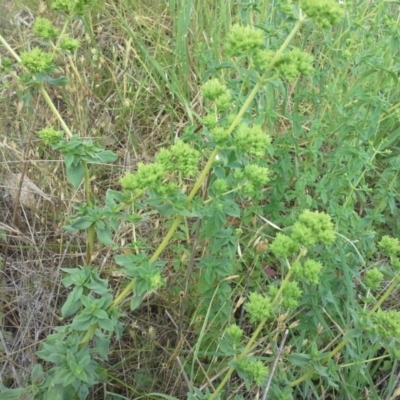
1;0;400;399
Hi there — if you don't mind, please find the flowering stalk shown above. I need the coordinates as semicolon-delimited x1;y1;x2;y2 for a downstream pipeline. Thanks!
80;12;304;348
110;8;305;321
207;16;313;400
0;34;74;140
37;84;73;139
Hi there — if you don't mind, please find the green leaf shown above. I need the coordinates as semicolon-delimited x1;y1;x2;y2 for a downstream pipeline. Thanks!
105;189;124;206
70;216;94;230
43;384;65;400
78;369;89;383
94;309;108;320
98;317;114;332
31;363;45;384
286;353;312;367
202;205;227;238
313;362;329;377
218;338;235;356
85;280;110;296
80;295;95;308
26;73;69;86
214;258;234;276
61;371;77;387
229;360;253;390
71;313;92;331
66;160;84;188
96;150;118;163
61;266;90;287
94;333;110;360
203;266;217;287
211;228;236;254
64;152;75;168
96;224;115;245
115;253;148;277
223;199;241;217
61;286;84;318
0;385;31;400
130;294;143;310
66;349;79;370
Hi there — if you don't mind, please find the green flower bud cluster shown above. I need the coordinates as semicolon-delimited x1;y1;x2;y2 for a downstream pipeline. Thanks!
51;0;75;13
270;210;335;258
378;236;400;270
267;280;302;310
301;0;343;28
211;126;230;144
212;178;229;196
233;124;271;159
291;210;335;247
278;0;294;15
275;48;314;82
52;0;95;15
148;272;164;290
235;164;270;197
270;233;299;258
282;281;302;309
292;259;324;284
256;48;314;81
309;342;320;360
378;236;400;256
202;79;232;112
214;93;232;111
202;113;218;130
237;359;269;386
20;47;55;74
226;324;243;343
0;57;13;73
59;36;80;52
244;165;270;187
33;17;60;40
364;268;384;290
156;141;200;177
120;163;165;192
245;292;272;323
225;24;265;58
37;127;64;146
254;49;275;71
371;310;400;339
223;24;313;83
73;0;96;15
120;142;199;193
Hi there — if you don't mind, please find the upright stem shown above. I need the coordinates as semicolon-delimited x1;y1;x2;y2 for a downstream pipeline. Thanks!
83;162;94;264
37;84;73;139
0;34;74;140
208;17;305;400
368;274;400;316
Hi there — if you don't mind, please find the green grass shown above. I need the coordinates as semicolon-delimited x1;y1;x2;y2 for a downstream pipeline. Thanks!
1;0;400;399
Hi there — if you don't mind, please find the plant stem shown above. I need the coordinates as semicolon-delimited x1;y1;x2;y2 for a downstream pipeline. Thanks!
368;274;400;315
83;161;94;264
83;13;305;356
211;261;295;395
0;34;74;140
38;84;73;139
207;17;305;400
